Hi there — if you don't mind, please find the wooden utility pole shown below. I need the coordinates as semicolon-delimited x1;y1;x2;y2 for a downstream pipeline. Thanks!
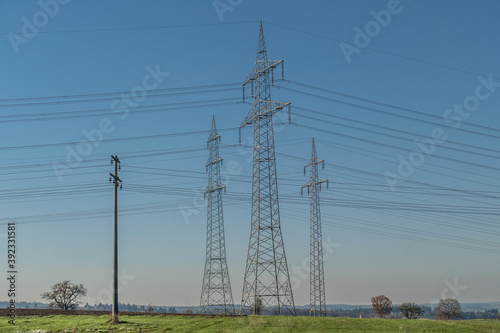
110;155;122;323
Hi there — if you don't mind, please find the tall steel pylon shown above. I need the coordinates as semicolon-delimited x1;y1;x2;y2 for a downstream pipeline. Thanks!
302;138;328;317
240;22;296;316
200;116;235;315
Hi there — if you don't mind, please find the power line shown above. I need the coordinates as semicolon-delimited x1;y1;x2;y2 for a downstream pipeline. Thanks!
284;80;500;134
274;150;499;199
0;87;242;109
323;221;500;255
292;123;500;172
0;21;258;35
314;138;496;187
0;128;240;151
0;98;244;123
295;106;500;155
264;22;500;83
275;85;500;140
295;111;499;159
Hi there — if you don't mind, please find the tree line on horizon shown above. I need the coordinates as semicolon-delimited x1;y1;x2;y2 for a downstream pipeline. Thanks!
368;294;500;320
29;281;500;320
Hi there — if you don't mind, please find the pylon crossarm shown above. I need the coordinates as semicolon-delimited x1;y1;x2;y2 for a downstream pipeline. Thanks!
207;133;221;143
206;157;223;168
243;60;284;86
239;101;290;128
204;185;226;195
304;159;325;169
302;179;327;189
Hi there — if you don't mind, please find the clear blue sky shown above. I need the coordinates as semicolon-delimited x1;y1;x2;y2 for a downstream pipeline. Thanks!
0;0;499;307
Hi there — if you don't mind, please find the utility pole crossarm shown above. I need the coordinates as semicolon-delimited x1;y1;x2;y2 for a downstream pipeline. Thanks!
109;173;122;183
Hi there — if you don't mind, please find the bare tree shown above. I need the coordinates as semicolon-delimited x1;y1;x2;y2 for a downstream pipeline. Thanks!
434;298;462;320
251;297;263;315
41;281;87;310
184;303;193;314
371;295;392;318
399;302;425;319
145;301;155;314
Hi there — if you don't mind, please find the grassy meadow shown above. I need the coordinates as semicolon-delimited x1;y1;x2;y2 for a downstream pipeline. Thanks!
0;315;500;332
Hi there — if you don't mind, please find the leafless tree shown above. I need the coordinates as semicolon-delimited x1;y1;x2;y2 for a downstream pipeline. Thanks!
145;301;155;314
399;302;425;319
184;303;193;314
434;298;462;320
371;295;392;318
41;280;87;310
252;297;263;315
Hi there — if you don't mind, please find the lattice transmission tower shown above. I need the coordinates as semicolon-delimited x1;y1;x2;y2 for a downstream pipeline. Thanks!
240;22;296;316
302;138;328;317
200;116;235;315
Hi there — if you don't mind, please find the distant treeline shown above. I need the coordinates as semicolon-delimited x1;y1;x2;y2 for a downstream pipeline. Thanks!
0;302;178;314
297;306;499;320
79;303;179;313
2;302;499;319
461;309;499;320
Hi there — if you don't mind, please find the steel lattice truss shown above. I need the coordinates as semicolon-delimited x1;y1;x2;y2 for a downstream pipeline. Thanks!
240;22;296;316
302;138;328;317
200;117;235;315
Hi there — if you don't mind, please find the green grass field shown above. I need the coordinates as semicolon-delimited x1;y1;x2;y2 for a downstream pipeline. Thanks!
1;315;499;332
